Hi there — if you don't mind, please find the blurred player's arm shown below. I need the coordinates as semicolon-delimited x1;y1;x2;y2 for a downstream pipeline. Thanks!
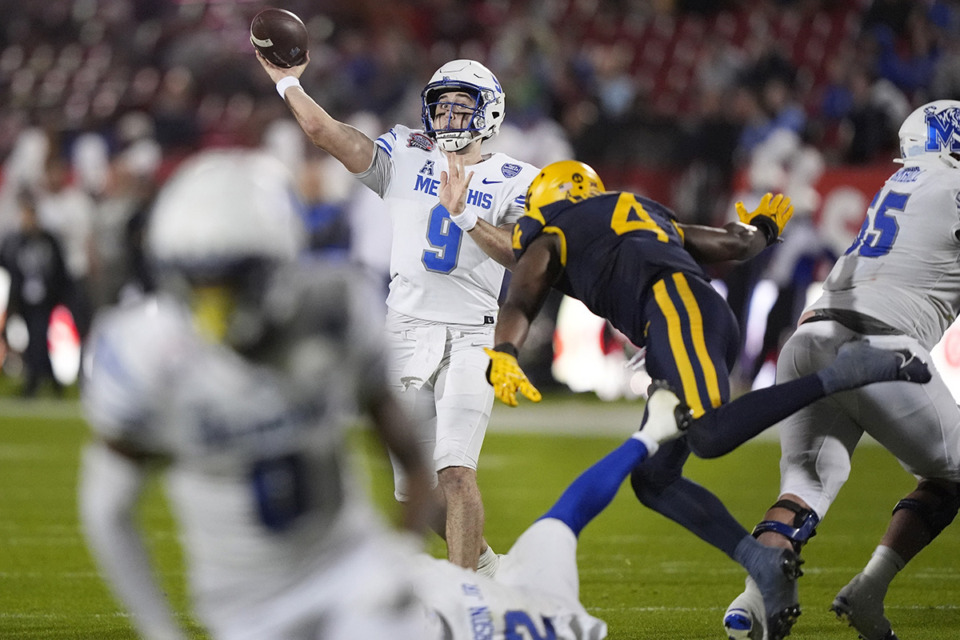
366;391;436;537
256;52;375;174
79;439;186;640
682;192;794;264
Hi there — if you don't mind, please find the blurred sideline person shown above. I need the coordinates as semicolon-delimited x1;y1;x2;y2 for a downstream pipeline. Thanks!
78;150;435;640
257;52;540;573
484;160;931;640
724;99;960;640
0;191;70;396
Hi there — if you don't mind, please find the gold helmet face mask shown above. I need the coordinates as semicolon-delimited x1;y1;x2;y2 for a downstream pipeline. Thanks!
525;160;606;213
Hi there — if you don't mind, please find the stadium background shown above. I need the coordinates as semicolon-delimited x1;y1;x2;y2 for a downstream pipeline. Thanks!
1;1;960;638
1;0;959;398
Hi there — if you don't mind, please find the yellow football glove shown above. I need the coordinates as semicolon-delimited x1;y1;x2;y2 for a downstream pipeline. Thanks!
484;345;542;407
735;192;794;246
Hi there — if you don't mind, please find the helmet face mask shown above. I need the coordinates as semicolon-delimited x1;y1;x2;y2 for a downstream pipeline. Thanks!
897;100;960;170
525;160;606;213
421;59;505;152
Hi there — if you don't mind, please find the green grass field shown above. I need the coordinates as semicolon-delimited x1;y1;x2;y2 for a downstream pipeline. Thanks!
2;395;959;639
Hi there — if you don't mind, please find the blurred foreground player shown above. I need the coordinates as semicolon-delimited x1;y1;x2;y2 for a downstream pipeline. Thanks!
724;99;960;640
78;150;434;640
485;160;931;640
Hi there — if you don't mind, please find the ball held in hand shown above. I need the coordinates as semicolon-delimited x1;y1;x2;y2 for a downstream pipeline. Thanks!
250;8;308;68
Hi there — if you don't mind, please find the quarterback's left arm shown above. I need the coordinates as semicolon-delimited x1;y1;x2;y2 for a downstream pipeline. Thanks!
439;151;517;268
682;192;794;263
79;440;187;640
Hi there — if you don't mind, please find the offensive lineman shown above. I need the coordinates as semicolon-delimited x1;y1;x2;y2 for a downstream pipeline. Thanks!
723;100;960;640
79;151;434;640
257;52;539;575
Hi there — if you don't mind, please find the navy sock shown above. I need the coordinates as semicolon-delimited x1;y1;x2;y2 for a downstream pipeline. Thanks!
686;373;825;458
541;437;649;537
634;475;752;557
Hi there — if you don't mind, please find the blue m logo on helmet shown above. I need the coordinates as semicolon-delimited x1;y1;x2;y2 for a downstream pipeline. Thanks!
926;106;960;153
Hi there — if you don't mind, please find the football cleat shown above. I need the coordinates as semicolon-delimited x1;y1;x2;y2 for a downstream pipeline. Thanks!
830;573;899;640
638;380;691;445
819;341;930;395
750;546;803;640
724;576;767;640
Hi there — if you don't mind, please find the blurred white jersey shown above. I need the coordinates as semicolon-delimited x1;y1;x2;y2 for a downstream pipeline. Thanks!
414;519;608;640
357;124;539;326
81;262;414;635
810;163;960;350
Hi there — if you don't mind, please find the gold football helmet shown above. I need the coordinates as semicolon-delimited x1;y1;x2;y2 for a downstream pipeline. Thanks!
525;160;606;212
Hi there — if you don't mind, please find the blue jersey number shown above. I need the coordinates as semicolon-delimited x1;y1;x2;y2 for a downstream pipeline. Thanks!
422;204;463;273
846;191;909;257
504;611;556;640
251;454;307;532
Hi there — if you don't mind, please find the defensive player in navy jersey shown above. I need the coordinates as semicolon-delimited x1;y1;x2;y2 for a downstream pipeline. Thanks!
484;160;932;640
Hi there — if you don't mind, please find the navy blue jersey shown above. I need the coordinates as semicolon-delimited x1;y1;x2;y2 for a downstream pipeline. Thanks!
513;192;706;346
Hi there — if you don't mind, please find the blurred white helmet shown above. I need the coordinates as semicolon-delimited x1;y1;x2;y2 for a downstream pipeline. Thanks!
897;100;960;169
148;150;305;282
421;59;505;152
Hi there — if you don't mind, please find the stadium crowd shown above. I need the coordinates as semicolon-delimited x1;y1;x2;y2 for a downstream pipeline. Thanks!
0;0;958;394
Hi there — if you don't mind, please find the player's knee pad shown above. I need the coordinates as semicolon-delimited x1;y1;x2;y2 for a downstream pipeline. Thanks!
751;499;820;554
892;480;960;539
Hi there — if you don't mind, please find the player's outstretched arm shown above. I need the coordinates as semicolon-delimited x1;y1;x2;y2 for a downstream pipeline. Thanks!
486;235;563;406
256;52;375;174
682;192;794;264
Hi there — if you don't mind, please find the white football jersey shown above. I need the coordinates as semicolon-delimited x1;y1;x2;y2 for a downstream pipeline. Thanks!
810;163;960;350
414;557;607;640
360;124;539;325
81;262;391;618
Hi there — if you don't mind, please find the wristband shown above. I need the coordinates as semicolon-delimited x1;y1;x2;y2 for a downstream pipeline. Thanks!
436;204;477;232
491;343;519;358
276;76;301;99
448;206;478;231
751;215;779;246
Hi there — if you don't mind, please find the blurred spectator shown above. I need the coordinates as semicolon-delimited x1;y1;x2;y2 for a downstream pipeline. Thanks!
0;191;69;396
931;23;960;100
34;151;96;337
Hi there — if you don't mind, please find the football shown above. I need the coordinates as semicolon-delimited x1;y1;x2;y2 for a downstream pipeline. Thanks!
250;8;308;68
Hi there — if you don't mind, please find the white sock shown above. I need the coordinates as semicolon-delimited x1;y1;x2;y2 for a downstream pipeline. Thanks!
863;545;905;587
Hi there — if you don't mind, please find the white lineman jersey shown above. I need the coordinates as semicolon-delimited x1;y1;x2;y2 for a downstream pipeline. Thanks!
360;124;540;325
810;163;960;350
414;519;608;640
81;262;401;628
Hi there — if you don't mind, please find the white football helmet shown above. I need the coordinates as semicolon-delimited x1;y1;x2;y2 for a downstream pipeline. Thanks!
421;59;505;152
148;149;306;281
897;99;960;169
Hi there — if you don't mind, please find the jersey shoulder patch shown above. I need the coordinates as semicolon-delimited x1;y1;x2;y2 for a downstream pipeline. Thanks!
406;131;435;151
